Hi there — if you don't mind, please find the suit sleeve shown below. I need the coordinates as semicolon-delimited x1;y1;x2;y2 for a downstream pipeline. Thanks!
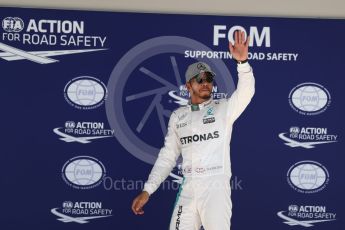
227;62;255;123
143;111;181;195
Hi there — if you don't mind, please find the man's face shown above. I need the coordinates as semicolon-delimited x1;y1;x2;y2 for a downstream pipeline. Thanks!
186;72;214;101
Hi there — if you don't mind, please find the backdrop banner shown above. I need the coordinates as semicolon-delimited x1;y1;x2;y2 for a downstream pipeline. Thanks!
1;6;344;230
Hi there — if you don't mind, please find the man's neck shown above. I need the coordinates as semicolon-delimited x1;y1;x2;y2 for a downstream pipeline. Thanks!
190;97;210;105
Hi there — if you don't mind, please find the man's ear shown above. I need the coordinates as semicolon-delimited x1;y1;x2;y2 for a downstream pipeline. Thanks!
186;82;191;91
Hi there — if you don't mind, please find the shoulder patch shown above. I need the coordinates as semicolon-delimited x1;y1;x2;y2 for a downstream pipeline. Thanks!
172;105;188;115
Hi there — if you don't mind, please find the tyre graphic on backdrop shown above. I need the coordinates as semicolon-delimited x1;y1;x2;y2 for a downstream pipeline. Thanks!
106;36;235;182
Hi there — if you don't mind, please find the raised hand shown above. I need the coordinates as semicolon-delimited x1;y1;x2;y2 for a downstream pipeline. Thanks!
229;30;250;62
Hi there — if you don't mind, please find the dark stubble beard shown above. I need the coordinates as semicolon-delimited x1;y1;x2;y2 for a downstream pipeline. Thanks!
190;87;212;101
200;93;212;100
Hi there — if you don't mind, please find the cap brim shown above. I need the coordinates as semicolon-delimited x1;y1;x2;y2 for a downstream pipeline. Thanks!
200;71;216;77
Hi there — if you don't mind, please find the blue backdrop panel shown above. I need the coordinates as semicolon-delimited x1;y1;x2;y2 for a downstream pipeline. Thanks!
1;7;344;230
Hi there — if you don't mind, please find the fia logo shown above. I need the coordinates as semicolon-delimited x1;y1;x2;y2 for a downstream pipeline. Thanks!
2;17;24;32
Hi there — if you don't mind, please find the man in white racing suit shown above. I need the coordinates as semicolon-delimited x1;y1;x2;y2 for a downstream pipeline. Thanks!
132;30;255;230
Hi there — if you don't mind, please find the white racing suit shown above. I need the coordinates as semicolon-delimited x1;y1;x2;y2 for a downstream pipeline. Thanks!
143;62;255;230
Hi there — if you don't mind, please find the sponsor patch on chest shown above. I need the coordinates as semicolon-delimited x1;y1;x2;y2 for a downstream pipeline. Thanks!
203;107;216;124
